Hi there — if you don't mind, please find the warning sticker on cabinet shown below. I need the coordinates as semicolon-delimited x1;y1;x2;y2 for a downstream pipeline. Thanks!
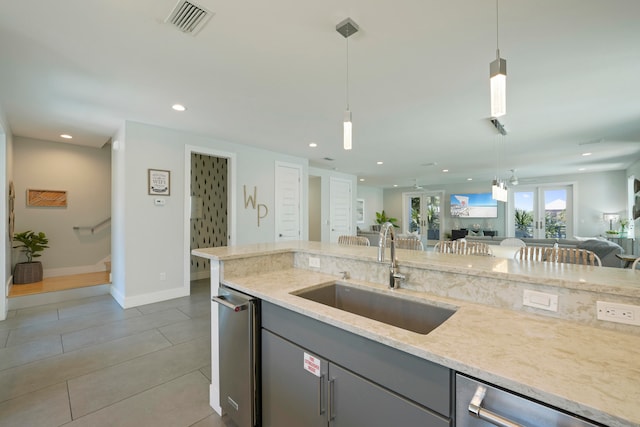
303;352;321;377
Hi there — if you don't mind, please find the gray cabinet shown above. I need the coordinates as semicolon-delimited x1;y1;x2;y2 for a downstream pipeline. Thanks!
262;329;327;427
261;302;452;427
262;330;448;427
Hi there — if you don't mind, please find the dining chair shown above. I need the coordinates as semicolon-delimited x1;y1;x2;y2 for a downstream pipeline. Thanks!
433;239;492;256
631;257;640;270
395;237;424;251
337;235;370;246
514;246;601;266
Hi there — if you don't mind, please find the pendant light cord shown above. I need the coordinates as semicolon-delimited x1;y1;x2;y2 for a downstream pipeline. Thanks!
346;32;350;111
495;0;500;59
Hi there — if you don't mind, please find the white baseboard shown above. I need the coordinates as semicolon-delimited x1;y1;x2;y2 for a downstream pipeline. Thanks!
8;284;111;310
111;285;190;309
209;384;222;415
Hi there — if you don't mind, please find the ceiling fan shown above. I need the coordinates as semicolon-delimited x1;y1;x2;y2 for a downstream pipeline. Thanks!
508;169;518;186
411;179;424;190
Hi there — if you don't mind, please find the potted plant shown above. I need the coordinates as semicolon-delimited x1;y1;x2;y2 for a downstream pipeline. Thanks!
620;218;629;237
13;230;49;284
514;208;533;238
372;210;398;231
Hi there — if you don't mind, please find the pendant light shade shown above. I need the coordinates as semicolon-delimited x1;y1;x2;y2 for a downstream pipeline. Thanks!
490;56;506;118
337;18;358;150
343;110;352;150
489;0;506;118
491;179;508;202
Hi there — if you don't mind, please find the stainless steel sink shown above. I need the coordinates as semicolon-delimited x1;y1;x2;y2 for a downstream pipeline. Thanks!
292;282;456;335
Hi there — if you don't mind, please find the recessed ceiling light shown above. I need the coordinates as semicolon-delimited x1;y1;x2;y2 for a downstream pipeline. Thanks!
578;167;586;171
377;161;383;165
582;152;592;156
467;178;473;181
359;178;365;182
309;142;317;148
393;184;398;187
172;104;186;111
442;169;449;173
60;134;72;139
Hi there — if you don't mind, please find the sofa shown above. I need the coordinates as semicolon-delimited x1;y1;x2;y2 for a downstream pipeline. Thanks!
464;236;624;267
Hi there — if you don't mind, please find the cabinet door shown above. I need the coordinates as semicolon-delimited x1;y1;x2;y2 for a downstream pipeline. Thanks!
262;330;328;427
329;363;450;427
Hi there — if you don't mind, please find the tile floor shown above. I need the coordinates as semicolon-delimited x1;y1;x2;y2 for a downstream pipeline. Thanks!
0;279;225;426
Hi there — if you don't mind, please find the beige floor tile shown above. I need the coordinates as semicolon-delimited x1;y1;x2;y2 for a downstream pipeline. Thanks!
0;334;63;371
67;371;214;427
0;381;71;426
62;307;190;352
0;329;171;403
159;314;210;344
68;335;210;418
189;413;227;427
6;307;141;347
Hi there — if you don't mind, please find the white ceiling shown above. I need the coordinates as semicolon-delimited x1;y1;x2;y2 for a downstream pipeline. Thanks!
1;0;639;188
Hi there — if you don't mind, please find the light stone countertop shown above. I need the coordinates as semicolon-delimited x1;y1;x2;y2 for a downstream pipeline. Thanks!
193;242;640;426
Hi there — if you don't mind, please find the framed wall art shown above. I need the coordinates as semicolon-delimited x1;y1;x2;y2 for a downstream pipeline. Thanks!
148;169;170;196
27;189;67;207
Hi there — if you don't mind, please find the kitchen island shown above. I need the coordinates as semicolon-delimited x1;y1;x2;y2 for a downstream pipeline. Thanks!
193;241;640;427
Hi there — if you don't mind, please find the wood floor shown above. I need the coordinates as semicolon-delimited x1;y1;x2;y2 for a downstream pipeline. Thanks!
8;272;111;298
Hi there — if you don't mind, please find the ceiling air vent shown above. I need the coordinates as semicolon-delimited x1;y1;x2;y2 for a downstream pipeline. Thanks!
165;0;214;36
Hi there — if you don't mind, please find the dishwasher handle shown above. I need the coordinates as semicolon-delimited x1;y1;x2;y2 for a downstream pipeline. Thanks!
212;295;250;312
468;385;524;427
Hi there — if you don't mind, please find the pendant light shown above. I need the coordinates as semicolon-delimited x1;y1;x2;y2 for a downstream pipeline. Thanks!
491;132;508;202
336;18;359;150
490;0;506;118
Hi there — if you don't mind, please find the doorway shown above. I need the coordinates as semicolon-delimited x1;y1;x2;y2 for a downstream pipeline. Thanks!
184;146;236;285
402;191;444;246
512;185;573;238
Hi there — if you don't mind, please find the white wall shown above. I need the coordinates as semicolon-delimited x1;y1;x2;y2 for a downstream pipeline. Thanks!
111;121;308;307
309;167;357;242
356;185;383;232
12;137;111;276
308;176;321;241
0;112;10;320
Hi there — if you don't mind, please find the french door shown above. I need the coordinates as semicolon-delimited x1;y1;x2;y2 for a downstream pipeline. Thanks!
513;185;573;239
402;191;444;243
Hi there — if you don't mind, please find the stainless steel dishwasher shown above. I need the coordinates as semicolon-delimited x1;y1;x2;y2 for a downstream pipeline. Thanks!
456;374;602;427
212;286;259;427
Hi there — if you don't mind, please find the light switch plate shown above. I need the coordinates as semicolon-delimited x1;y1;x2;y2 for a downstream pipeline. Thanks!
523;289;558;312
309;257;320;268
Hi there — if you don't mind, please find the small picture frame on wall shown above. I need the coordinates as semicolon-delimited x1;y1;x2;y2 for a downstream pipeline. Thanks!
148;169;170;196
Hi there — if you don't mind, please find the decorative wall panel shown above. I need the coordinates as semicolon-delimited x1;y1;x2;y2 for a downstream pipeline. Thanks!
190;154;228;276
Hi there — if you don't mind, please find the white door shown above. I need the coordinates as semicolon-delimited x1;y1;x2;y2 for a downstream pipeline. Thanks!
402;191;444;244
329;177;352;243
513;185;573;239
275;162;302;241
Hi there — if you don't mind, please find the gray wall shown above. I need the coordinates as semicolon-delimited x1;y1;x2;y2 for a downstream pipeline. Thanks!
111;121;309;308
12;137;111;275
0;112;10;320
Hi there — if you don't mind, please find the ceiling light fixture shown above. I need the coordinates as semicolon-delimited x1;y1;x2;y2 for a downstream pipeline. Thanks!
489;0;507;118
491;133;508;202
336;18;359;150
60;134;72;139
582;152;592;156
377;161;383;165
172;104;186;111
309;142;317;148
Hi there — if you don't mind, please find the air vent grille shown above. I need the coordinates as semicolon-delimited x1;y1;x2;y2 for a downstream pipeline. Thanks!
166;0;213;35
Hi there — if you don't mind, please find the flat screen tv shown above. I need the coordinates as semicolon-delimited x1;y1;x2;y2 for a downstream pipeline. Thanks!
450;193;498;218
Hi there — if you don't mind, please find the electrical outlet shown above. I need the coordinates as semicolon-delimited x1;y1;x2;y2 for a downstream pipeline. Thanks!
309;257;320;268
597;301;640;326
159;272;166;281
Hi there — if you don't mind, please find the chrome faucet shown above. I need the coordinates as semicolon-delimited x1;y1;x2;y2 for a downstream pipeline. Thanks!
378;222;405;289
